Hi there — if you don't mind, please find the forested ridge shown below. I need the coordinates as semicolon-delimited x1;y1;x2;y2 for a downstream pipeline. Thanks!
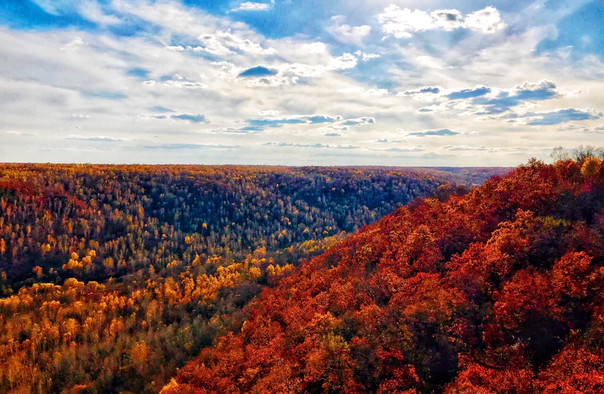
167;156;604;393
0;164;501;392
0;164;480;288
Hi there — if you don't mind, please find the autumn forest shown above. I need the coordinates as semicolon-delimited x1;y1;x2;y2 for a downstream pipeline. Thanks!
0;156;602;393
0;164;497;392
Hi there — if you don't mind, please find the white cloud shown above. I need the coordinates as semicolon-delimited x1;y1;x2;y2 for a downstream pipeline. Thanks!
439;145;552;154
378;6;436;39
569;125;604;133
163;75;208;89
403;80;570;120
381;146;425;153
234;2;271;11
431;9;464;31
327;53;358;71
299;42;327;55
355;51;380;62
60;37;84;51
258;109;280;116
337;24;371;42
378;5;506;38
328;16;371;46
338;87;389;97
341;117;375;126
79;1;122;25
242;76;294;87
70;114;91;119
398;86;443;101
196;31;276;56
207;50;361;87
211;126;262;134
2;130;38;137
463;6;506;34
67;135;128;142
503;107;602;125
265;142;360;150
30;0;120;24
143;75;207;89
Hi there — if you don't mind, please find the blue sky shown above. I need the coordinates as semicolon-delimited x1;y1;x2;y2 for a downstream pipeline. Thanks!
0;0;602;165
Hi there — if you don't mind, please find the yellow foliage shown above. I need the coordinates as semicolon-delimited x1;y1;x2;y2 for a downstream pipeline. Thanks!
63;278;83;289
206;255;222;265
86;281;102;292
266;264;275;277
248;266;262;280
62;258;82;270
160;378;179;393
191;254;202;267
581;157;602;178
281;264;294;275
103;257;114;269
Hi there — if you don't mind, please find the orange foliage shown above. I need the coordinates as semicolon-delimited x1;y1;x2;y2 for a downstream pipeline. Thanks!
171;158;604;392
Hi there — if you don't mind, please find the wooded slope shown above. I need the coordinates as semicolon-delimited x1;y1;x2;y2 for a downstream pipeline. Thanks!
169;158;603;393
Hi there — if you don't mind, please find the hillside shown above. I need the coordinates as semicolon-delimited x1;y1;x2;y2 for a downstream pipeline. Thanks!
167;158;604;393
0;165;500;392
0;164;504;289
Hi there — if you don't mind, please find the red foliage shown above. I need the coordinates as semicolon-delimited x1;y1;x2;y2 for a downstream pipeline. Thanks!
168;159;604;392
537;345;604;392
446;363;535;393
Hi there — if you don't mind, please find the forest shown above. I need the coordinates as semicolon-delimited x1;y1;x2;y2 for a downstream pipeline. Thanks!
164;155;604;393
0;164;503;392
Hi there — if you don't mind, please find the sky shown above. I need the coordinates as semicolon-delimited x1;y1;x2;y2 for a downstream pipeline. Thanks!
0;0;602;166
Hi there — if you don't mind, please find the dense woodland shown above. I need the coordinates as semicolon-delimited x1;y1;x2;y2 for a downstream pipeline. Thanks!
0;164;503;392
165;156;604;393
